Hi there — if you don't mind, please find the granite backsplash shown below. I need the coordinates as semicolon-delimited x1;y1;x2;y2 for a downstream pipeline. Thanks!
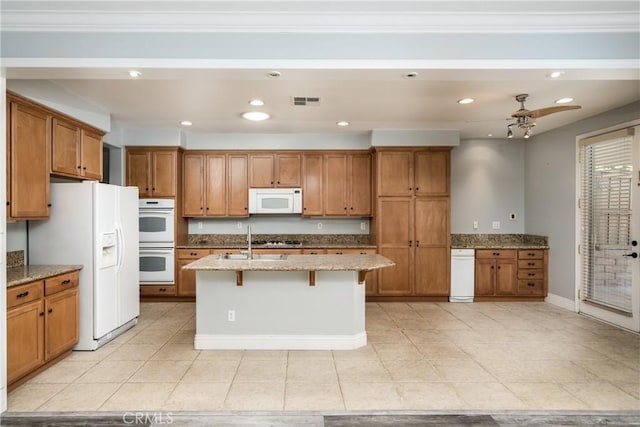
188;234;374;247
451;234;548;248
7;250;24;268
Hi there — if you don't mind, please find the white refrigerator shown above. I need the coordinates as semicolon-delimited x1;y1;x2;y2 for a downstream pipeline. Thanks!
29;182;140;350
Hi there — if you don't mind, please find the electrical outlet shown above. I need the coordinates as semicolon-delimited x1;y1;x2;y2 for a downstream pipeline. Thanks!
492;221;501;230
360;222;366;231
228;310;235;322
197;221;203;229
509;213;517;221
473;220;479;230
237;222;242;229
317;222;323;230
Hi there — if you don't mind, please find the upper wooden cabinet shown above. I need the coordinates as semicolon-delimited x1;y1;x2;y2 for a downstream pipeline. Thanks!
183;153;230;217
376;148;450;197
51;118;103;181
323;153;372;217
7;97;51;220
227;154;249;217
126;147;182;198
302;154;323;216
249;153;301;188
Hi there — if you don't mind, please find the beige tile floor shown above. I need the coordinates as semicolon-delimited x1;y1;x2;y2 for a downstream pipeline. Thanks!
7;301;640;412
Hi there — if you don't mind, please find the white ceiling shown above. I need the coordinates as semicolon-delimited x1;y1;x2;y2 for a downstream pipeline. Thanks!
3;1;639;140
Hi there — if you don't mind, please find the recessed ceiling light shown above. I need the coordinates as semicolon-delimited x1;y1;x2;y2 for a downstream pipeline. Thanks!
336;121;350;127
457;98;475;104
549;71;564;79
242;111;270;121
487;133;493;137
180;120;192;126
249;99;265;106
267;71;281;78
403;72;418;79
128;70;142;78
555;97;574;104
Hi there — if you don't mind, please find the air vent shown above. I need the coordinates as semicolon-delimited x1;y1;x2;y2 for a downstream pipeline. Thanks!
292;97;320;106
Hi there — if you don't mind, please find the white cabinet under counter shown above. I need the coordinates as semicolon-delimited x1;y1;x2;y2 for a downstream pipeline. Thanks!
183;254;393;350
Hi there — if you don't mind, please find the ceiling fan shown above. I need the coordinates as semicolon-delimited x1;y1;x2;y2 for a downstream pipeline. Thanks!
507;94;581;139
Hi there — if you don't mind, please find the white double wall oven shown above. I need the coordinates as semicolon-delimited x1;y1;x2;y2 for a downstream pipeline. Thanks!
138;199;175;284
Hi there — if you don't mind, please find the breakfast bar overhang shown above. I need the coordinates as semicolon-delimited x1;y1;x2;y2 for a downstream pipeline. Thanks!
183;254;394;350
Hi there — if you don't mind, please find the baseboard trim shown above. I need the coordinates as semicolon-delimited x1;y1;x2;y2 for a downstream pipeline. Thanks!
545;293;576;312
194;332;367;350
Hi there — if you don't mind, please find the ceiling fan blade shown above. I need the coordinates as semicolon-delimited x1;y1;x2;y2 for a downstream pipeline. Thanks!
528;105;581;118
511;109;531;118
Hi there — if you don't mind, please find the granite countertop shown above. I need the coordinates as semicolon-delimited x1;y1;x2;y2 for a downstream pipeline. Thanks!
177;243;377;249
7;265;83;288
183;254;394;272
450;234;549;249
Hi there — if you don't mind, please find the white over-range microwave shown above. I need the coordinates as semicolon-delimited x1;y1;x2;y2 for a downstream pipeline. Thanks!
248;188;302;214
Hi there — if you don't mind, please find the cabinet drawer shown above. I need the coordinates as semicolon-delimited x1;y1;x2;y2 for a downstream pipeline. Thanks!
518;280;545;296
7;281;43;309
518;259;544;269
140;285;176;296
177;249;211;259
302;249;327;255
45;271;79;296
518;269;545;280
475;249;516;259
518;250;544;260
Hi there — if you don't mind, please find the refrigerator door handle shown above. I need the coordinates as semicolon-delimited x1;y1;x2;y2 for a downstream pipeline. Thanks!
116;225;125;272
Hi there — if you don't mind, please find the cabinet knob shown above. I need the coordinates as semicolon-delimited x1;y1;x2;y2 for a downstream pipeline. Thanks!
40;312;45;317
527;283;535;287
271;181;274;185
152;187;156;191
409;187;412;191
48;308;53;313
416;240;420;247
61;279;72;285
528;262;535;266
409;240;413;247
16;291;29;298
145;187;149;191
277;181;280;184
528;273;534;276
416;187;419;191
47;203;52;207
83;167;87;170
6;201;9;206
77;166;82;169
497;266;501;269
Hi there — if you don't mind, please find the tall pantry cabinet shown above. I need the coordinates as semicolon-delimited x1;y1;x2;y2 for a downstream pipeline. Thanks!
373;148;451;298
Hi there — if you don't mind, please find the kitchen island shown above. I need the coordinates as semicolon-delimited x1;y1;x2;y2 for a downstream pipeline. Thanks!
183;254;394;350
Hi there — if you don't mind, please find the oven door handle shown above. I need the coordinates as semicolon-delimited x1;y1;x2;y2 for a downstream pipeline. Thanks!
139;250;174;256
139;210;175;215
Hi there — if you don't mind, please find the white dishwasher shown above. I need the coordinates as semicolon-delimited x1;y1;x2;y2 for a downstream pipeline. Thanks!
450;248;475;302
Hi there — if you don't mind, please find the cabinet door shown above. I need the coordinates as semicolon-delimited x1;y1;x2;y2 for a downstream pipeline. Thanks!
275;154;301;187
126;151;151;197
378;198;412;246
495;259;517;296
45;288;79;360
183;154;205;216
249;154;275;187
206;154;227;216
228;154;248;216
80;129;103;180
379;248;412;295
378;198;413;296
475;259;495;296
152;150;177;197
177;259;197;297
9;102;51;219
415;247;449;296
302;154;323;216
348;154;372;216
51;118;80;177
377;151;413;196
414;150;449;196
324;154;348;215
415;198;449;247
7;299;44;384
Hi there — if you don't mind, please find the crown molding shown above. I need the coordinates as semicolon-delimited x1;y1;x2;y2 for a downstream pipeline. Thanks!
1;1;638;34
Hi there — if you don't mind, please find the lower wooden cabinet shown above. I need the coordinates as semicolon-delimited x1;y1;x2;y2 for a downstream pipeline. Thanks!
6;271;79;388
475;249;548;300
140;285;177;297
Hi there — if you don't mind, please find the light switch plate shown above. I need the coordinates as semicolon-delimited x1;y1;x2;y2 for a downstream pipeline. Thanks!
492;221;501;229
473;221;479;229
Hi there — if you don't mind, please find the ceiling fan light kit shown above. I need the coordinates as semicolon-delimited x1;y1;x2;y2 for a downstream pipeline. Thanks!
506;93;581;139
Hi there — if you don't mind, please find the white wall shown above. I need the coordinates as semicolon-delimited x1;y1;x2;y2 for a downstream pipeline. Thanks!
6;80;111;132
371;130;459;147
6;222;27;252
189;217;369;235
185;132;370;150
525;101;640;300
123;128;182;147
451;139;525;234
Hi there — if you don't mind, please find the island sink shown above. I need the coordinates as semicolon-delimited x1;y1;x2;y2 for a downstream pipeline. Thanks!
217;253;288;261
